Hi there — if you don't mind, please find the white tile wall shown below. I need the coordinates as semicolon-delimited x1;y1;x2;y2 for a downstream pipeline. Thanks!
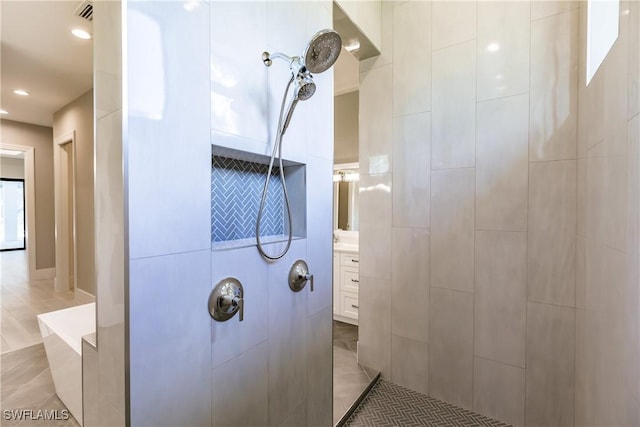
475;94;529;231
393;1;431;117
477;1;530;102
432;41;477;169
392;113;430;228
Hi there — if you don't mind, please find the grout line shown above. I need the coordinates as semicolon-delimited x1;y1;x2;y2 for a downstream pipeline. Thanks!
525;0;533;423
476;91;530;105
473;354;526;371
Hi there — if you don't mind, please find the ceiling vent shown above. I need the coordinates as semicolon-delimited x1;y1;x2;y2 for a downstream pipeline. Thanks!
73;0;93;21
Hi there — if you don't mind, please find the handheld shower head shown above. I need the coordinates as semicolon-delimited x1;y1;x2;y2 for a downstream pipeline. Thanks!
303;29;342;74
295;73;316;101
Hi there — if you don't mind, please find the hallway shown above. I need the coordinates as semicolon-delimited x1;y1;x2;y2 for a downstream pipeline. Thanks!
0;250;93;353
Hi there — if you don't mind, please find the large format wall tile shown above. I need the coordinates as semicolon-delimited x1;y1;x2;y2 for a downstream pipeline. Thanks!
391;334;429;395
526;302;575;427
127;0;211;259
432;41;477;169
431;1;476;51
211;342;268;427
210;1;267;145
530;9;579;162
476;94;529;231
392;113;430;228
473;357;525;427
628;0;640;119
431;168;475;292
429;287;473;409
306;307;332;427
359;173;392;280
267;240;308;427
474;231;526;368
393;1;431;117
306;156;334;317
477;1;530;101
360;65;393;175
129;250;212;426
392;227;429;343
586;154;628;252
528;160;576;307
358;276;392;376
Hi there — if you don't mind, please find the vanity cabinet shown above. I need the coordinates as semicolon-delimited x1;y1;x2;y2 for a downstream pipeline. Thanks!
333;250;359;325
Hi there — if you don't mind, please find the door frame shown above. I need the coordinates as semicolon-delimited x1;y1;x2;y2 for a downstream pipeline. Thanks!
53;131;77;292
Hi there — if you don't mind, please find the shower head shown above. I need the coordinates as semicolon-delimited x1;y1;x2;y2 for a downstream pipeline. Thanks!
295;73;316;101
303;29;342;74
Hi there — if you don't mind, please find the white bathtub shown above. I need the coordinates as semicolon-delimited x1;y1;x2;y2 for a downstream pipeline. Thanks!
37;303;96;426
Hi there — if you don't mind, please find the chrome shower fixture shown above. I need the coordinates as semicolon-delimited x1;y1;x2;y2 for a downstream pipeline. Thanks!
256;29;342;261
262;29;341;104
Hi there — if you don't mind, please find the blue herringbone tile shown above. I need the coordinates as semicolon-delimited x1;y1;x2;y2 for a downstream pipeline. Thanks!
212;156;285;242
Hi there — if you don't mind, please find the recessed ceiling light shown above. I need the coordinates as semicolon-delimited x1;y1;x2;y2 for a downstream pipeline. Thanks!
71;29;92;40
0;109;8;115
13;89;29;96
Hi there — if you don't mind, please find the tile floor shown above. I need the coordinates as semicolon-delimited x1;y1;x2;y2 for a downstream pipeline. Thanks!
1;343;79;426
345;379;512;427
1;250;94;353
332;321;375;425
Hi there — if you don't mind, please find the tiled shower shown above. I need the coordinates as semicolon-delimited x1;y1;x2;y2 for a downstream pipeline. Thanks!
89;0;639;426
358;1;640;426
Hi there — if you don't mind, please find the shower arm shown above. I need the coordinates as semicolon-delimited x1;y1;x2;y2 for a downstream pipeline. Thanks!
262;52;301;70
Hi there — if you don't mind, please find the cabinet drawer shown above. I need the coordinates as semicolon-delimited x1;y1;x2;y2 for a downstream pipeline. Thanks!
340;253;359;267
341;292;359;319
341;268;359;293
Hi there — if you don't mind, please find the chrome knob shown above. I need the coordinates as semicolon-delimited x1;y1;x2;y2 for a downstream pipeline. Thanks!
289;260;314;292
209;278;244;322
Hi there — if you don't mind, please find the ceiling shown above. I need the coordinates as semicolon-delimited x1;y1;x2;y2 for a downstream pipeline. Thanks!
1;1;93;127
0;1;354;127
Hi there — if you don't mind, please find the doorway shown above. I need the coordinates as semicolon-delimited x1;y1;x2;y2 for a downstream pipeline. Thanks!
0;178;26;251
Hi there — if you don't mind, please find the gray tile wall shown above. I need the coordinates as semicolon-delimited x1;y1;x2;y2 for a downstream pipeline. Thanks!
359;0;640;425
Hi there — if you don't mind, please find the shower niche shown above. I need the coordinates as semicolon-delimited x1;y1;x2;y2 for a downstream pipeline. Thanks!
211;145;306;251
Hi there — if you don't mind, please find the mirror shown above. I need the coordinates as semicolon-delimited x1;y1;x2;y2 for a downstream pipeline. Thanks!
333;163;359;231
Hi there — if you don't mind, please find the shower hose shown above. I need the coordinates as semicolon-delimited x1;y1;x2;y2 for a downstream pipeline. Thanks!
256;75;296;261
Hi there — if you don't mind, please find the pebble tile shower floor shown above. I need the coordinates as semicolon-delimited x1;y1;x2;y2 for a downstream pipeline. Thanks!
344;380;512;427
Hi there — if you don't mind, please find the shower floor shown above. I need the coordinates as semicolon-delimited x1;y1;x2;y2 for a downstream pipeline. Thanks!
344;379;512;427
333;321;375;424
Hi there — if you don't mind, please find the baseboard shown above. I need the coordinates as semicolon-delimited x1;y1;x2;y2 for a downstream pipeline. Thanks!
33;267;55;280
75;288;96;301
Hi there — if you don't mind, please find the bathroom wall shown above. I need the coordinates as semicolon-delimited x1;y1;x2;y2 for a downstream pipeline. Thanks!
574;0;640;425
53;89;95;295
92;1;334;426
209;2;334;426
357;1;640;426
0;119;55;270
335;91;359;163
0;157;24;178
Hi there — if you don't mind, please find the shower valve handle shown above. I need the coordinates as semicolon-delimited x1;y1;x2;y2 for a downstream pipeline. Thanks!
301;273;314;292
209;278;244;322
218;295;244;322
289;260;314;293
